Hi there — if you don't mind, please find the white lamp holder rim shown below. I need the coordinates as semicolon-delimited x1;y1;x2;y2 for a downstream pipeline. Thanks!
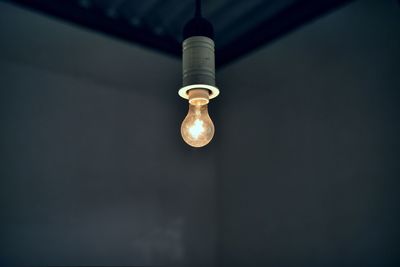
178;84;220;100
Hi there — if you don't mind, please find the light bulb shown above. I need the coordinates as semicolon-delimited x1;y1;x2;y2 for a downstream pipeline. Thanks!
181;89;214;147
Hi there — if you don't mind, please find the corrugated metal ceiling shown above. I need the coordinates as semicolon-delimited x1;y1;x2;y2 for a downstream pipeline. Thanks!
7;0;353;66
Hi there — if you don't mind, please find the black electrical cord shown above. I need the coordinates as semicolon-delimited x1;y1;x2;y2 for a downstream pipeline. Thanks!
195;0;202;17
183;0;213;39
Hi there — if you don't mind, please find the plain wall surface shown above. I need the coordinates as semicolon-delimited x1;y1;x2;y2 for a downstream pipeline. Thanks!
0;2;217;266
218;0;400;265
1;0;400;266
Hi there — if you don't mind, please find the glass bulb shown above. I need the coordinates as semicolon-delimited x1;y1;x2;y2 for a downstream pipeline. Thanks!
181;103;214;147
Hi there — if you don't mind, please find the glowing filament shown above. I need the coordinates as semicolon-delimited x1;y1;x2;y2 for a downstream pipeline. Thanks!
189;119;205;139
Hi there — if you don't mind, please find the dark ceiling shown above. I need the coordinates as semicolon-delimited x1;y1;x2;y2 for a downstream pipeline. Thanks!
8;0;353;67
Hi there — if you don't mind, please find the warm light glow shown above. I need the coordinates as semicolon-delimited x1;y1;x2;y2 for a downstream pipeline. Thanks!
181;102;214;148
189;119;205;139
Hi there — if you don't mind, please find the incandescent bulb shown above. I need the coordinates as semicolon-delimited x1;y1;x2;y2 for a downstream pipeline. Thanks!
181;89;214;147
181;104;214;147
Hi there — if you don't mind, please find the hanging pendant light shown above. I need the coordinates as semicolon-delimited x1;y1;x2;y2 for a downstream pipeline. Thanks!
179;0;219;148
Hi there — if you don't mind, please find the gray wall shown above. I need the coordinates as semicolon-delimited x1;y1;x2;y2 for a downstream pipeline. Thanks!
218;0;400;265
0;2;217;266
1;0;400;266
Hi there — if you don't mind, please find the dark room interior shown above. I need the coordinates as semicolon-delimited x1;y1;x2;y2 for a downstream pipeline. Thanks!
0;0;399;266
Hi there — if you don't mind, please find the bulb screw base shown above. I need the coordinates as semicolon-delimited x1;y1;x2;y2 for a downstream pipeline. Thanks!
188;89;209;105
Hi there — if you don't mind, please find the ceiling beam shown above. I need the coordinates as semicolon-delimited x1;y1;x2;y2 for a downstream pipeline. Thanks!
8;0;181;58
8;0;354;68
216;0;354;67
